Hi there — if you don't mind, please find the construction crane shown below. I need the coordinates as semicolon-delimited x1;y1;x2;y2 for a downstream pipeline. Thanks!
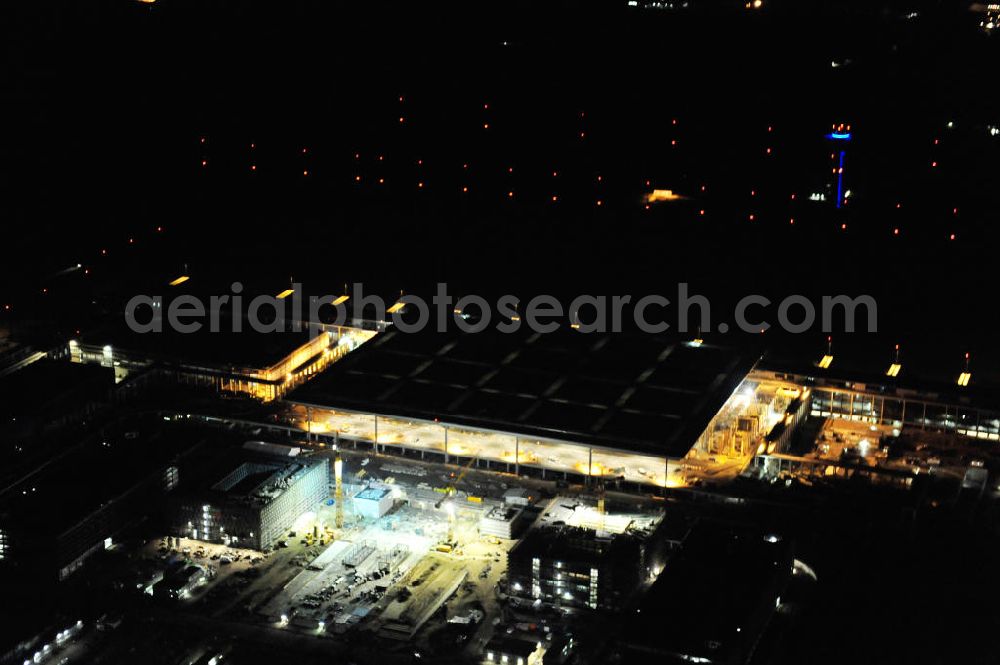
435;456;476;544
334;452;344;529
596;477;607;534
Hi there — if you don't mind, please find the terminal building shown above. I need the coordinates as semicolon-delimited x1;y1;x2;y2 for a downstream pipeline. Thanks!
168;443;330;550
64;320;374;401
284;329;765;489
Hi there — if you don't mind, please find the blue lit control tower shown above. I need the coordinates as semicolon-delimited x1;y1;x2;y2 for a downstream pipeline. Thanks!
825;123;851;209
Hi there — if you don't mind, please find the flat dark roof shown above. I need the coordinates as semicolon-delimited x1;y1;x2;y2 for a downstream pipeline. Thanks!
0;427;199;533
172;444;326;507
288;329;758;458
510;525;642;568
0;358;113;420
623;523;793;662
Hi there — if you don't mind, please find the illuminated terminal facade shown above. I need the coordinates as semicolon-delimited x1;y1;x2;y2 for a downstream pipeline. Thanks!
65;323;375;401
282;330;794;488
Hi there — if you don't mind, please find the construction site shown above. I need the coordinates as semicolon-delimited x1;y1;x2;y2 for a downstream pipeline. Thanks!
146;439;671;661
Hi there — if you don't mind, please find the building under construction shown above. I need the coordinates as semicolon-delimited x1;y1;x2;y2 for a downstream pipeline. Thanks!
168;443;330;550
507;525;647;612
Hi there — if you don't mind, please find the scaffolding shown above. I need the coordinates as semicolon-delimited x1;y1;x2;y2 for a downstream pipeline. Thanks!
342;540;376;568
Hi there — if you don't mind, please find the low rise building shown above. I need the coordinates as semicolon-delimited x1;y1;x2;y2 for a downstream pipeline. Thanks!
354;486;393;520
479;505;526;540
503;488;534;507
483;636;545;665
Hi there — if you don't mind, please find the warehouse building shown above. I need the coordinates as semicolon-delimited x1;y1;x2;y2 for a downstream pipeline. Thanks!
169;446;330;550
0;429;187;582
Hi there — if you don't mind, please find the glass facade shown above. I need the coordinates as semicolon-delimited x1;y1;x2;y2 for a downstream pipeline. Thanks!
286;403;676;488
809;387;1000;440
